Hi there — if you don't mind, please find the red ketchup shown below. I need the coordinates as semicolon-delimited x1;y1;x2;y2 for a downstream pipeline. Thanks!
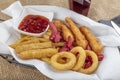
86;45;104;61
84;56;92;69
18;15;49;33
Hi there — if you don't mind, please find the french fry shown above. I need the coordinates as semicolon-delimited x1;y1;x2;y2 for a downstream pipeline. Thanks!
38;38;50;42
15;42;53;53
19;48;58;59
52;42;65;47
46;30;51;36
41;57;51;64
43;34;50;40
10;38;40;48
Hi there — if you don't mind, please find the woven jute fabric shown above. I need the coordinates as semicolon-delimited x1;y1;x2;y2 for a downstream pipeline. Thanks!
0;0;120;80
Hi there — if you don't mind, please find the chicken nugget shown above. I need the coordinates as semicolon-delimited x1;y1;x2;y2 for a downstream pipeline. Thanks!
79;26;103;53
65;17;88;49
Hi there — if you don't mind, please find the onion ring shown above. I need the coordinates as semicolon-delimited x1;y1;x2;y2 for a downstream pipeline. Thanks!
51;52;76;70
79;50;98;74
70;47;86;71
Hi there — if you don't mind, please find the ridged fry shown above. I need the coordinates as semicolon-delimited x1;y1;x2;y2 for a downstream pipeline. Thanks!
10;39;40;49
52;42;65;47
41;57;51;64
15;42;52;53
19;48;58;59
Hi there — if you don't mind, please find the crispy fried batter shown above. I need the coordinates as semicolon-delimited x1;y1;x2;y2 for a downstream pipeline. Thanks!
80;26;103;53
51;52;76;70
19;48;58;59
61;24;74;42
79;50;98;74
65;17;88;49
15;42;53;53
71;47;86;71
53;20;64;32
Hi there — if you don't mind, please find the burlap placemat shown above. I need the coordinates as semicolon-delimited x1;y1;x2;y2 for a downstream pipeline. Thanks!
0;0;120;80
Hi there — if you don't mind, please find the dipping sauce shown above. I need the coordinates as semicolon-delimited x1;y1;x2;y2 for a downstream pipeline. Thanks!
18;15;49;33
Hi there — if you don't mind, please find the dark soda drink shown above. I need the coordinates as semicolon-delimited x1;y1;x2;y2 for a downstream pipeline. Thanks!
69;0;91;16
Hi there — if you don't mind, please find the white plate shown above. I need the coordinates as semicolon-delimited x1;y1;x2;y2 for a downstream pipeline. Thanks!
1;2;120;80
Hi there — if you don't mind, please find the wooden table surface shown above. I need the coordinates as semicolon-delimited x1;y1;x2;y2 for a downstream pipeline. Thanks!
0;0;120;80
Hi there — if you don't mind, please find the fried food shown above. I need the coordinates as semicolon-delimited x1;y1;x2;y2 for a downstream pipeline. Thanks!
79;50;98;74
38;38;50;42
71;47;86;71
61;24;74;42
41;57;51;64
52;42;65;47
45;30;51;36
11;17;104;75
42;30;51;40
10;35;50;48
19;48;58;59
15;42;53;53
59;36;73;52
42;34;50;40
11;35;36;44
49;22;61;43
65;17;88;49
57;57;68;64
53;20;64;32
51;52;76;70
10;38;40;48
79;26;103;53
